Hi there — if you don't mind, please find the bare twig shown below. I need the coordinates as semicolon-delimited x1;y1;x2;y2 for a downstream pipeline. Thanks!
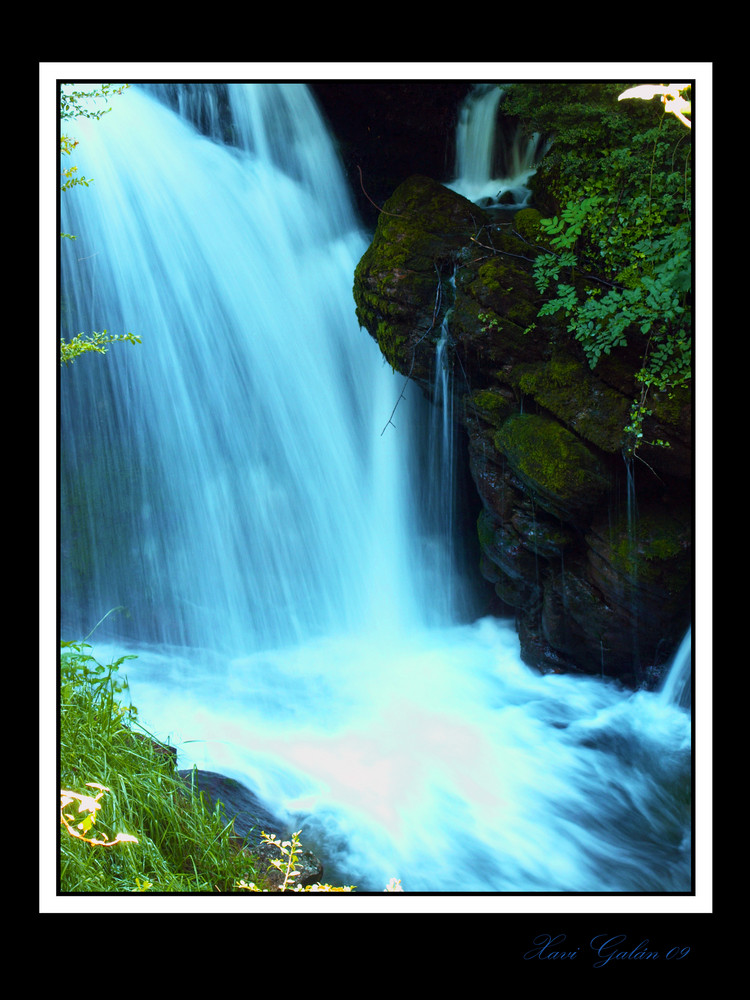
357;165;404;218
380;264;444;435
381;377;410;436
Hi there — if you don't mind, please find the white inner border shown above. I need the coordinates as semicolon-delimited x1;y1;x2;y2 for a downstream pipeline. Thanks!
40;61;712;916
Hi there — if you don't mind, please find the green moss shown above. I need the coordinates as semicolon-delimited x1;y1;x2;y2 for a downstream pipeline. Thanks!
359;176;484;293
467;254;542;335
517;352;579;392
494;412;610;519
513;350;631;453
649;382;691;427
468;387;514;426
477;261;503;294
352;176;486;377
513;207;543;243
607;506;690;579
374;318;407;370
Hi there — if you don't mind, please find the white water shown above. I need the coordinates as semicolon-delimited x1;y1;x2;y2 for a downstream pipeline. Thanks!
660;628;692;711
447;83;547;208
59;83;691;894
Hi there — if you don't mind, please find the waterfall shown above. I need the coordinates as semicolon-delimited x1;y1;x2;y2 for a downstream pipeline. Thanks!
660;628;692;710
447;83;547;208
60;83;431;653
59;82;692;894
427;318;457;614
413;272;473;626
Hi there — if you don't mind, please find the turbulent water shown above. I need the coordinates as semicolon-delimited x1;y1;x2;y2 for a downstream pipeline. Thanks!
59;82;692;894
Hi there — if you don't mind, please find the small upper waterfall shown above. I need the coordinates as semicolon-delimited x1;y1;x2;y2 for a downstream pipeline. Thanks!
447;83;547;208
660;627;692;710
59;82;692;895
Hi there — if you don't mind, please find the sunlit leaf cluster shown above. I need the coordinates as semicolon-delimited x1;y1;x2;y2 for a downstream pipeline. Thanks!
59;329;142;366
60;782;139;847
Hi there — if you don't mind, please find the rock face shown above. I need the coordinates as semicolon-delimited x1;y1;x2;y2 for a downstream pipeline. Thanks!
177;768;325;888
177;769;285;845
354;175;692;686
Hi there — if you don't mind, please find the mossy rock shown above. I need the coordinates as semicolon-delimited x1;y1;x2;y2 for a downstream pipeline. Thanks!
462;252;543;335
588;502;691;589
494;412;611;522
648;382;691;428
353;175;488;379
512;349;631;454
464;387;515;428
513;207;543;243
449;262;550;386
374;174;486;247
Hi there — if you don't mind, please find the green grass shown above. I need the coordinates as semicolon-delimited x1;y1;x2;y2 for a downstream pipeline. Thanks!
59;641;267;893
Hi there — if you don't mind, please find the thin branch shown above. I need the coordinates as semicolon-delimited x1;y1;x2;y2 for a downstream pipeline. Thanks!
357;166;404;218
381;377;410;436
380;264;444;435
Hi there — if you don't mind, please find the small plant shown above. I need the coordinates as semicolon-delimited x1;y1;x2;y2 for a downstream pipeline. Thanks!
236;830;356;892
478;311;502;335
60;329;142;366
236;830;405;893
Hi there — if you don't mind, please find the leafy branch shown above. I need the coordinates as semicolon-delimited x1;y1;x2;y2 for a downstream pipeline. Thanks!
60;84;130;194
59;84;141;365
60;330;142;366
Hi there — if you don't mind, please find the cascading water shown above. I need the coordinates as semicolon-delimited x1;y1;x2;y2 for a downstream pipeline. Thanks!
59;82;692;894
660;628;692;711
447;83;548;208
